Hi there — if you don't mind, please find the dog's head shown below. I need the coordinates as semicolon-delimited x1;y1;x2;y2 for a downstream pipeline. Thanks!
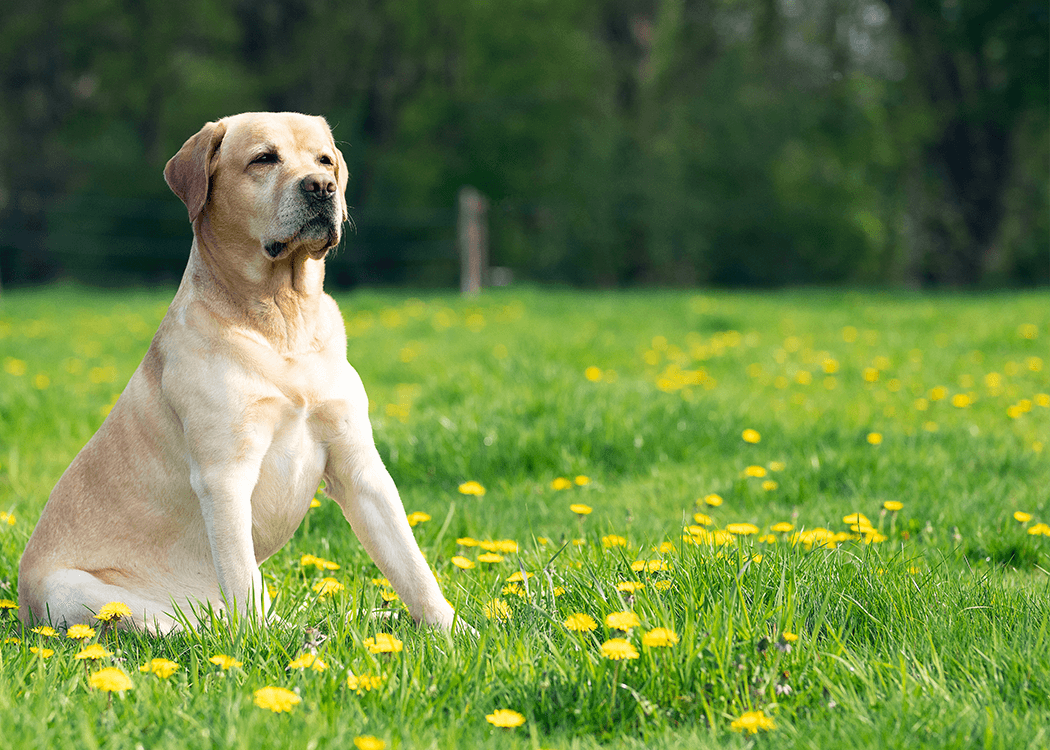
165;112;349;261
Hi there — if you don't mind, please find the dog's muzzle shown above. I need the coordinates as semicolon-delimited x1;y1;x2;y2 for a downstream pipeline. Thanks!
265;173;342;258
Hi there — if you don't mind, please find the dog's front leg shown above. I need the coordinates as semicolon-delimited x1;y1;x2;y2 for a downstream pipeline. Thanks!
188;434;271;623
324;434;455;629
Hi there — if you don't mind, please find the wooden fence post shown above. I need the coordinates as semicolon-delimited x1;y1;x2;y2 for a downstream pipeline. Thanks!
458;186;488;296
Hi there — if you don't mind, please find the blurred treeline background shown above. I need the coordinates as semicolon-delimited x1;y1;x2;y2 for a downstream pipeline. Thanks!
0;0;1046;289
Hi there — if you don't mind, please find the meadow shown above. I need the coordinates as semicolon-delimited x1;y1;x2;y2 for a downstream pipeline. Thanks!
0;284;1047;749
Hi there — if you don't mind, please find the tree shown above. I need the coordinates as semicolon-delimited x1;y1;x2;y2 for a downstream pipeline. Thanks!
883;0;1049;284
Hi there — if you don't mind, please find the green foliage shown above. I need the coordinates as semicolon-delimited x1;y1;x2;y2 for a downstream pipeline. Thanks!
0;0;1046;288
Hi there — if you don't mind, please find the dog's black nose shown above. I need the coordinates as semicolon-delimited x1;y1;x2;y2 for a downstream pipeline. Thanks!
301;173;337;200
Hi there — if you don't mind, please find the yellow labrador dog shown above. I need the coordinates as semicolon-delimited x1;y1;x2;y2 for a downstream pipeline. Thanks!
18;112;456;633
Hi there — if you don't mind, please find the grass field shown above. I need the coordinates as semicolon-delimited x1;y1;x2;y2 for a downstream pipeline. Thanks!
0;284;1048;749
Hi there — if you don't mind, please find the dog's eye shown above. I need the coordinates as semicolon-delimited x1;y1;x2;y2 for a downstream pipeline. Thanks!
318;154;334;166
250;152;279;166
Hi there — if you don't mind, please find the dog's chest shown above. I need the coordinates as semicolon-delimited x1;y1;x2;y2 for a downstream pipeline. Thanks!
249;401;328;561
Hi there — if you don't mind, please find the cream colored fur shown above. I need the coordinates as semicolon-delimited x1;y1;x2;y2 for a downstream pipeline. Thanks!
18;112;456;633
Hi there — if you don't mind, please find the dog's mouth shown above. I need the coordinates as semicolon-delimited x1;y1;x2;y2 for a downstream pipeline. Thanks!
265;212;342;260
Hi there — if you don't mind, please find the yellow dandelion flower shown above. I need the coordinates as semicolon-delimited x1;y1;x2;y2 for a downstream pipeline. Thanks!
782;631;799;642
713;529;737;546
653;580;672;591
771;522;794;533
301;554;340;571
602;534;627;548
742;428;761;444
605;611;641;631
575;475;591;486
139;658;179;679
67;624;95;640
702;493;724;507
312;577;345;598
494;539;519;553
0;599;18;612
551;477;573;491
744;465;767;478
929;385;948;401
95;601;132;623
486;709;526;728
867;432;883;445
1027;523;1050;536
477;552;504;563
883;500;904;512
353;736;387;750
310;498;322;508
456;536;480;547
726;523;759;536
209;654;243;670
451;556;475;570
288;653;328;672
631;559;668;573
584;366;603;382
731;710;776;734
89;667;133;693
615;581;645;593
569;503;593;515
507;571;534;583
75;644;113;661
406;511;431;527
641;628;679;648
563;613;598;632
253;686;301;713
31;626;58;637
693;513;713;526
29;647;54;658
1014;511;1032;523
843;513;870;527
347;673;385;694
768;460;786;471
457;481;486;496
951;393;972;408
600;638;639;661
364;633;403;654
761;480;778;491
482;599;512;622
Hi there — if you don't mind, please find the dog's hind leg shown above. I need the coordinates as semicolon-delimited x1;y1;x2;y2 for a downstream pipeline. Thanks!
21;569;181;635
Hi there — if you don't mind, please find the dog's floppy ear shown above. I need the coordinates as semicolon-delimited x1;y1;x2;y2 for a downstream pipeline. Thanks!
164;120;228;223
335;145;350;223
